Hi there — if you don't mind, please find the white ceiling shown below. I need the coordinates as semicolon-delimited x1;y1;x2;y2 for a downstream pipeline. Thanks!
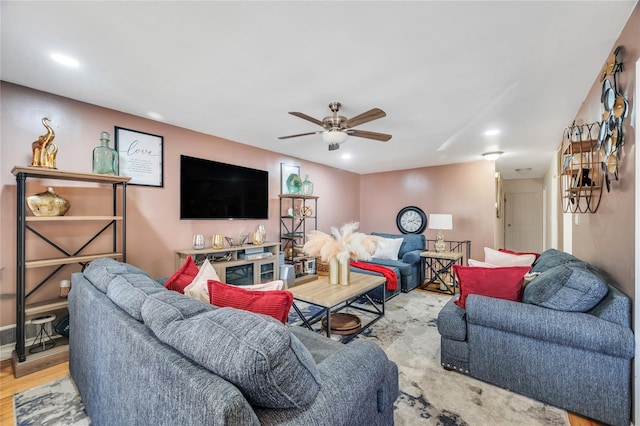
1;1;636;179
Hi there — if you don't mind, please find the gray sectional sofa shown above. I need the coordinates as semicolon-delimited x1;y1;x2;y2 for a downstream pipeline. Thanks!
69;258;399;425
437;249;634;426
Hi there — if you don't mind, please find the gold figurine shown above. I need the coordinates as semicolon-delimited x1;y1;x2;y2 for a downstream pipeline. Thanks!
31;117;57;168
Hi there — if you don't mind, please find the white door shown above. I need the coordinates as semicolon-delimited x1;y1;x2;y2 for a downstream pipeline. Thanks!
504;191;542;252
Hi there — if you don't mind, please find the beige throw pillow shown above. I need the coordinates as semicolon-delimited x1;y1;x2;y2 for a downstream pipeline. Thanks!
184;259;220;302
484;247;536;267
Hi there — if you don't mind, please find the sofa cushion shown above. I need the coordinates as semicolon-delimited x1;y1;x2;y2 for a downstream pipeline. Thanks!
366;258;412;277
83;257;150;293
165;256;199;294
372;237;404;260
530;248;582;273
453;265;531;309
208;280;293;324
523;263;609;312
141;292;320;409
106;273;165;321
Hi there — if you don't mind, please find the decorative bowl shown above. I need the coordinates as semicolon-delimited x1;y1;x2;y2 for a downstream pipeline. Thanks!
225;234;248;247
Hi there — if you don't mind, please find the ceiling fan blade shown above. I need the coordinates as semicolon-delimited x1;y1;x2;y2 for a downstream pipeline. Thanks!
288;112;325;128
342;108;386;129
278;131;321;140
347;129;392;142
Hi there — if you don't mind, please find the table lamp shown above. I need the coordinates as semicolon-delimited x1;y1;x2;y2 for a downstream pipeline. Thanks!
429;214;453;253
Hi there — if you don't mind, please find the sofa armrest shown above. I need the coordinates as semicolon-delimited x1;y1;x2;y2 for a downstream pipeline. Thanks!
466;294;634;359
401;250;422;266
254;340;398;425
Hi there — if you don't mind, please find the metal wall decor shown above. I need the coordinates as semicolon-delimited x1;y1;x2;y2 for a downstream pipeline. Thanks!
561;46;627;214
598;46;627;192
561;122;603;213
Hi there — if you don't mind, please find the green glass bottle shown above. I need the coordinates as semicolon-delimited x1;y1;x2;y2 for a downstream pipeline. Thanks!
92;131;118;175
301;175;314;195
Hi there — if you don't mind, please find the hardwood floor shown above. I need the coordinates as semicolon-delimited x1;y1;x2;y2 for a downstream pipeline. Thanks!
0;358;604;425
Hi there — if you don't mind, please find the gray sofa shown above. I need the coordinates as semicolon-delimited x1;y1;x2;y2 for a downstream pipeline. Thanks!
69;258;399;425
437;249;634;426
353;232;425;298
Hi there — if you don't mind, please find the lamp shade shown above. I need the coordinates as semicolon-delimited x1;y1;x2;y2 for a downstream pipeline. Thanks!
322;130;348;144
428;214;453;230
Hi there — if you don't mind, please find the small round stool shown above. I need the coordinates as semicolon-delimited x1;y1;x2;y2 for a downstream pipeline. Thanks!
29;314;57;354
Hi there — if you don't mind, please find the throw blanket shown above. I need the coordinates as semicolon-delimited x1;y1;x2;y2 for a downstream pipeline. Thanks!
350;261;398;291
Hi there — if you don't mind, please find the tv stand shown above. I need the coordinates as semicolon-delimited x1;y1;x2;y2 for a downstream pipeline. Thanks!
175;242;279;286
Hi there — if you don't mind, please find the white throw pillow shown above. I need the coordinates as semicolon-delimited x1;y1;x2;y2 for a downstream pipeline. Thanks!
241;280;285;291
184;259;220;303
468;258;497;267
484;247;536;267
373;237;404;261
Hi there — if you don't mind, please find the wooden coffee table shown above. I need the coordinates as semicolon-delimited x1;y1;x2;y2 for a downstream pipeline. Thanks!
288;272;386;341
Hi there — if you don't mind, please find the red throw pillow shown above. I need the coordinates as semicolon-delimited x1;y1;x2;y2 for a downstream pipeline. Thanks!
208;280;293;324
499;248;541;261
453;264;531;309
164;257;199;294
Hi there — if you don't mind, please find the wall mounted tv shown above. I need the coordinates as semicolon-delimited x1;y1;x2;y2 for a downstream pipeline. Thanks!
180;155;269;220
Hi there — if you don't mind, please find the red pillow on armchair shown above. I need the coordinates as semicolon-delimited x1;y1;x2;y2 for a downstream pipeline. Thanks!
453;264;531;309
208;280;293;324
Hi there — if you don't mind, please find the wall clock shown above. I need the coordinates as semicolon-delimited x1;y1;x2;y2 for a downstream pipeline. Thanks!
396;206;427;234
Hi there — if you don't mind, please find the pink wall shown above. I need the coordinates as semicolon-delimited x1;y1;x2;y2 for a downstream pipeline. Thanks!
568;4;638;299
0;83;361;325
359;161;497;261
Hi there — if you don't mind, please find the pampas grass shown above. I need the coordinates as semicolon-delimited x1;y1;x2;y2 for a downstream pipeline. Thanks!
303;222;381;262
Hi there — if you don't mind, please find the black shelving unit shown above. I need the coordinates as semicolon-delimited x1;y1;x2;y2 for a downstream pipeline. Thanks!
12;166;129;377
279;194;318;284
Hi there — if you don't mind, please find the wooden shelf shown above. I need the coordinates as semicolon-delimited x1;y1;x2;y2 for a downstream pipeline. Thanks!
279;193;319;200
12;340;69;378
25;252;123;269
26;215;123;222
12;166;131;183
25;299;68;316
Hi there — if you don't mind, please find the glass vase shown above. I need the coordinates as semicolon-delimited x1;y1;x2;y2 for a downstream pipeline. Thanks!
301;175;314;195
92;131;118;175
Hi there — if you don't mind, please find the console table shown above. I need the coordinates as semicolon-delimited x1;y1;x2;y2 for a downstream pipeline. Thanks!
175;242;279;286
420;251;464;295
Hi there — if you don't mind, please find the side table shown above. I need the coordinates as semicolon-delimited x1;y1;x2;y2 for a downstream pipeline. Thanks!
420;251;464;295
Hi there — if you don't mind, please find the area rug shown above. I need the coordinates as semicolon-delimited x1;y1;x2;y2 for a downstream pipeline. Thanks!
13;375;90;426
14;291;569;426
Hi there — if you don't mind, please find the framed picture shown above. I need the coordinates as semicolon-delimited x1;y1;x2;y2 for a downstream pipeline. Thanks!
280;163;300;194
115;127;164;187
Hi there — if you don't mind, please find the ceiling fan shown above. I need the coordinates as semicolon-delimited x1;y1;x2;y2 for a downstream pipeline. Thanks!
278;102;392;151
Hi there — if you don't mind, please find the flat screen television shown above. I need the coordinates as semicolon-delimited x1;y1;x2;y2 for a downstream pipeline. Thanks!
180;155;268;220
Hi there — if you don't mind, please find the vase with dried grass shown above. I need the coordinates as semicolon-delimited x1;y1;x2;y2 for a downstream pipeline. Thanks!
302;222;381;285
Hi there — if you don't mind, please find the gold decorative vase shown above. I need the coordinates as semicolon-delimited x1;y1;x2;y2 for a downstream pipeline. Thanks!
26;187;70;216
339;259;350;286
329;258;339;285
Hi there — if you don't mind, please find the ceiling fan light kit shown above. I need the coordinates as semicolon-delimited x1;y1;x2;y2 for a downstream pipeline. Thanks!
279;102;392;150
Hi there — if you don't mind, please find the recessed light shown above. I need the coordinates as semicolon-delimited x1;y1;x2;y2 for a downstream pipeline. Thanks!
147;111;164;121
484;129;500;136
50;53;79;68
341;153;352;160
515;168;532;174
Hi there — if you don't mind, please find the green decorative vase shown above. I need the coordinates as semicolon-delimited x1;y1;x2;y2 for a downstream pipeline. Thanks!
301;175;314;195
286;173;302;193
92;131;119;175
